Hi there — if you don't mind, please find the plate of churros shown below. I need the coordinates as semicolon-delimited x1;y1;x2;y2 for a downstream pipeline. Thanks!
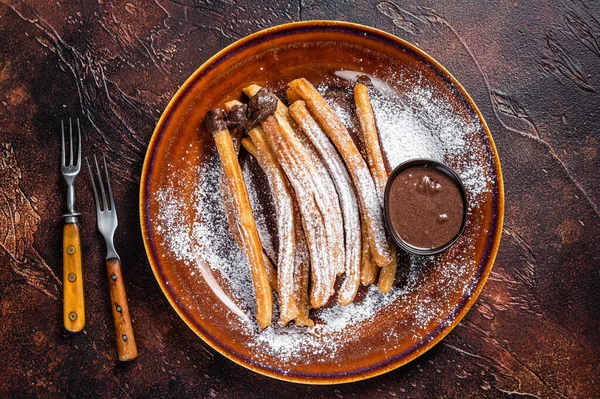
140;21;504;384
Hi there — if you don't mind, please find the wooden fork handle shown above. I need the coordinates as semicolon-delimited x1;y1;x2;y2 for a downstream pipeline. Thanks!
63;222;85;332
106;258;138;361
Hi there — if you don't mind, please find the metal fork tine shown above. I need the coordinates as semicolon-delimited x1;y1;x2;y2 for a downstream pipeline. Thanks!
61;120;66;167
94;154;107;211
102;154;115;211
69;118;74;166
76;119;81;168
86;157;101;214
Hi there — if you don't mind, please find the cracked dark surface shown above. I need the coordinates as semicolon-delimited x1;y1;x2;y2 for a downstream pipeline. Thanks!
0;0;598;397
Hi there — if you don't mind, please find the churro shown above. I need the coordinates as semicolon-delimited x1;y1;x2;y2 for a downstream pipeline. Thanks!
360;223;378;286
244;85;346;278
289;100;362;305
262;253;279;294
287;78;392;267
206;110;273;329
292;201;313;327
377;247;397;293
219;174;278;293
254;115;334;308
353;84;388;202
219;100;278;293
242;136;299;326
286;86;301;104
275;112;344;281
353;84;398;292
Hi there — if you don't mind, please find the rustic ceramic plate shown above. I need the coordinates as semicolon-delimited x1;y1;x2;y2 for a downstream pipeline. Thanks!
140;21;504;384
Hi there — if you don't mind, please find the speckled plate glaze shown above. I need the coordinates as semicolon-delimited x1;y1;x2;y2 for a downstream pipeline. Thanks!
140;21;504;384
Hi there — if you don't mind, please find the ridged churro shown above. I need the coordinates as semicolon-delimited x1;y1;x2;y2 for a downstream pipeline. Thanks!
287;78;393;267
219;100;278;293
244;85;346;278
377;247;397;293
353;84;398;292
292;200;313;327
289;100;362;305
360;222;379;286
245;129;313;326
354;84;388;202
254;115;334;308
206;110;273;329
242;135;298;326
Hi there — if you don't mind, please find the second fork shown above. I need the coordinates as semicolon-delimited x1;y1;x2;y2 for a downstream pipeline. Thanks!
87;154;138;361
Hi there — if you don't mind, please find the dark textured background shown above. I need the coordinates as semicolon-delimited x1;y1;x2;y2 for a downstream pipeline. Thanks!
1;1;599;398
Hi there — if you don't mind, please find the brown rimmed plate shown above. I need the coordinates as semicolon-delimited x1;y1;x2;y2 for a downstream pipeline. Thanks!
140;21;504;384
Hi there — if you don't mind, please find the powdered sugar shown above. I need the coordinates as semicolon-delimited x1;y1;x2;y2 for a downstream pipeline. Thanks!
155;156;253;321
331;70;489;207
153;74;493;365
368;80;489;205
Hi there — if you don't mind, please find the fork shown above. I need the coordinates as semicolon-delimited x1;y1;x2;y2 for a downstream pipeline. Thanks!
87;154;138;361
61;119;85;333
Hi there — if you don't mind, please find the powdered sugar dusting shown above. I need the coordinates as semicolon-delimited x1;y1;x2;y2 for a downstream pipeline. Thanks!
153;74;493;365
331;70;490;208
368;78;490;206
156;154;256;320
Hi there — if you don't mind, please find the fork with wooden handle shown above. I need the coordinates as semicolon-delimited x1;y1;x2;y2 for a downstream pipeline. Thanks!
61;119;85;332
87;154;138;361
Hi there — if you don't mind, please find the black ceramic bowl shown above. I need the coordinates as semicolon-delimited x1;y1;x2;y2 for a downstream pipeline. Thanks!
384;159;468;256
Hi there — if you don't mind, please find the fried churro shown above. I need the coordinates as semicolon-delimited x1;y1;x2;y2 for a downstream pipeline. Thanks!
377;247;397;293
286;86;301;104
244;85;346;278
262;253;279;294
245;127;315;324
242;136;299;326
353;84;388;202
353;84;398;292
360;223;378;286
219;100;278;293
289;100;362;305
253;115;333;308
275;112;344;280
287;78;392;267
292;199;313;327
206;110;272;330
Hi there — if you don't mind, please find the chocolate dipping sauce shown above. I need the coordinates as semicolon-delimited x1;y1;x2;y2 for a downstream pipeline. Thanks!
205;87;278;135
387;166;465;250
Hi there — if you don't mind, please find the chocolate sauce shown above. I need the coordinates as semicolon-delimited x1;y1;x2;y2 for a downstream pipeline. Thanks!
226;104;252;143
205;108;227;133
248;87;277;123
388;166;464;250
356;74;374;88
226;104;249;130
206;87;278;140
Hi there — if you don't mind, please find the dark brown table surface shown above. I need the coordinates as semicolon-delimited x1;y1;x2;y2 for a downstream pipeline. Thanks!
1;1;599;398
